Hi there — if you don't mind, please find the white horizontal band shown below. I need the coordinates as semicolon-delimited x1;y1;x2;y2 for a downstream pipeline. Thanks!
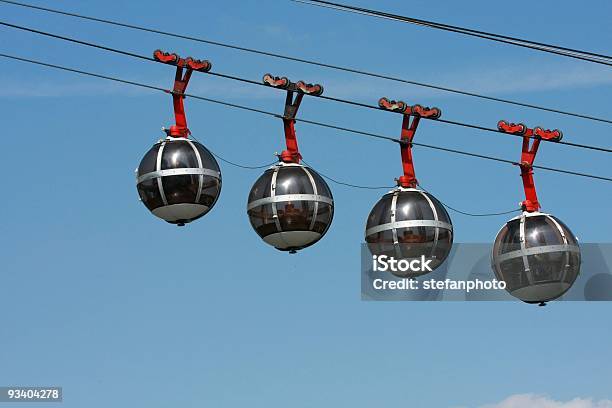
137;168;221;184
247;194;333;210
365;220;452;237
495;244;580;264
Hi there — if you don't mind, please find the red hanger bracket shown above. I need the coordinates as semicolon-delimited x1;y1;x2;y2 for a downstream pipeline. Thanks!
498;120;563;212
379;97;442;188
263;73;324;163
153;49;212;138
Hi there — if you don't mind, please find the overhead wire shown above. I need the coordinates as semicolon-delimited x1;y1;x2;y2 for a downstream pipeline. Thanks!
209;151;277;170
1;20;611;154
191;133;278;170
1;0;612;125
292;0;612;66
418;185;519;217
304;161;520;216
432;200;519;217
151;142;520;215
301;159;394;190
226;154;522;216
1;52;611;185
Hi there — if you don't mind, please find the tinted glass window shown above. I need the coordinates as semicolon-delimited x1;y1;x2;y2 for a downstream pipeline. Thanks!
433;230;453;265
525;215;564;248
138;143;161;176
366;230;395;258
248;169;274;203
495;219;521;255
437;229;453;246
563;252;581;284
368;227;451;266
397;240;434;260
162;175;199;204
366;230;394;245
193;141;221;172
137;179;164;210
395;227;435;259
550;216;578;245
276;200;315;231
305;167;333;198
396;226;436;244
425;193;451;224
199;176;221;207
161;141;199;170
395;191;434;222
247;204;279;238
366;194;393;230
275;166;314;196
527;251;566;283
312;203;334;234
496;258;530;291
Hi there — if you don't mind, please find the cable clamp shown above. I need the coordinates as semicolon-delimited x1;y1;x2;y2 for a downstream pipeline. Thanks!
497;120;527;135
153;49;212;72
263;73;324;95
379;97;441;118
533;126;563;141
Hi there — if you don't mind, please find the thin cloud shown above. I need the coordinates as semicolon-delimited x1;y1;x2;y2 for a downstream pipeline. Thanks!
0;78;154;98
0;77;273;100
453;64;612;95
215;12;311;45
481;394;612;408
312;62;612;100
2;61;610;101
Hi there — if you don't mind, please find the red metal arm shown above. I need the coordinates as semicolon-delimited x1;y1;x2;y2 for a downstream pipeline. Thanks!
379;97;441;188
498;120;563;212
153;49;212;138
281;92;304;164
263;74;323;163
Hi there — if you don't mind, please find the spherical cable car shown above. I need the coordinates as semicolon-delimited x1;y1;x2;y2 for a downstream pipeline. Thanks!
247;75;334;253
136;50;221;226
492;121;581;305
365;98;452;277
137;137;221;225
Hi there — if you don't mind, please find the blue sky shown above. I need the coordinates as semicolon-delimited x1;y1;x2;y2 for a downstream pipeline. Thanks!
0;1;611;407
